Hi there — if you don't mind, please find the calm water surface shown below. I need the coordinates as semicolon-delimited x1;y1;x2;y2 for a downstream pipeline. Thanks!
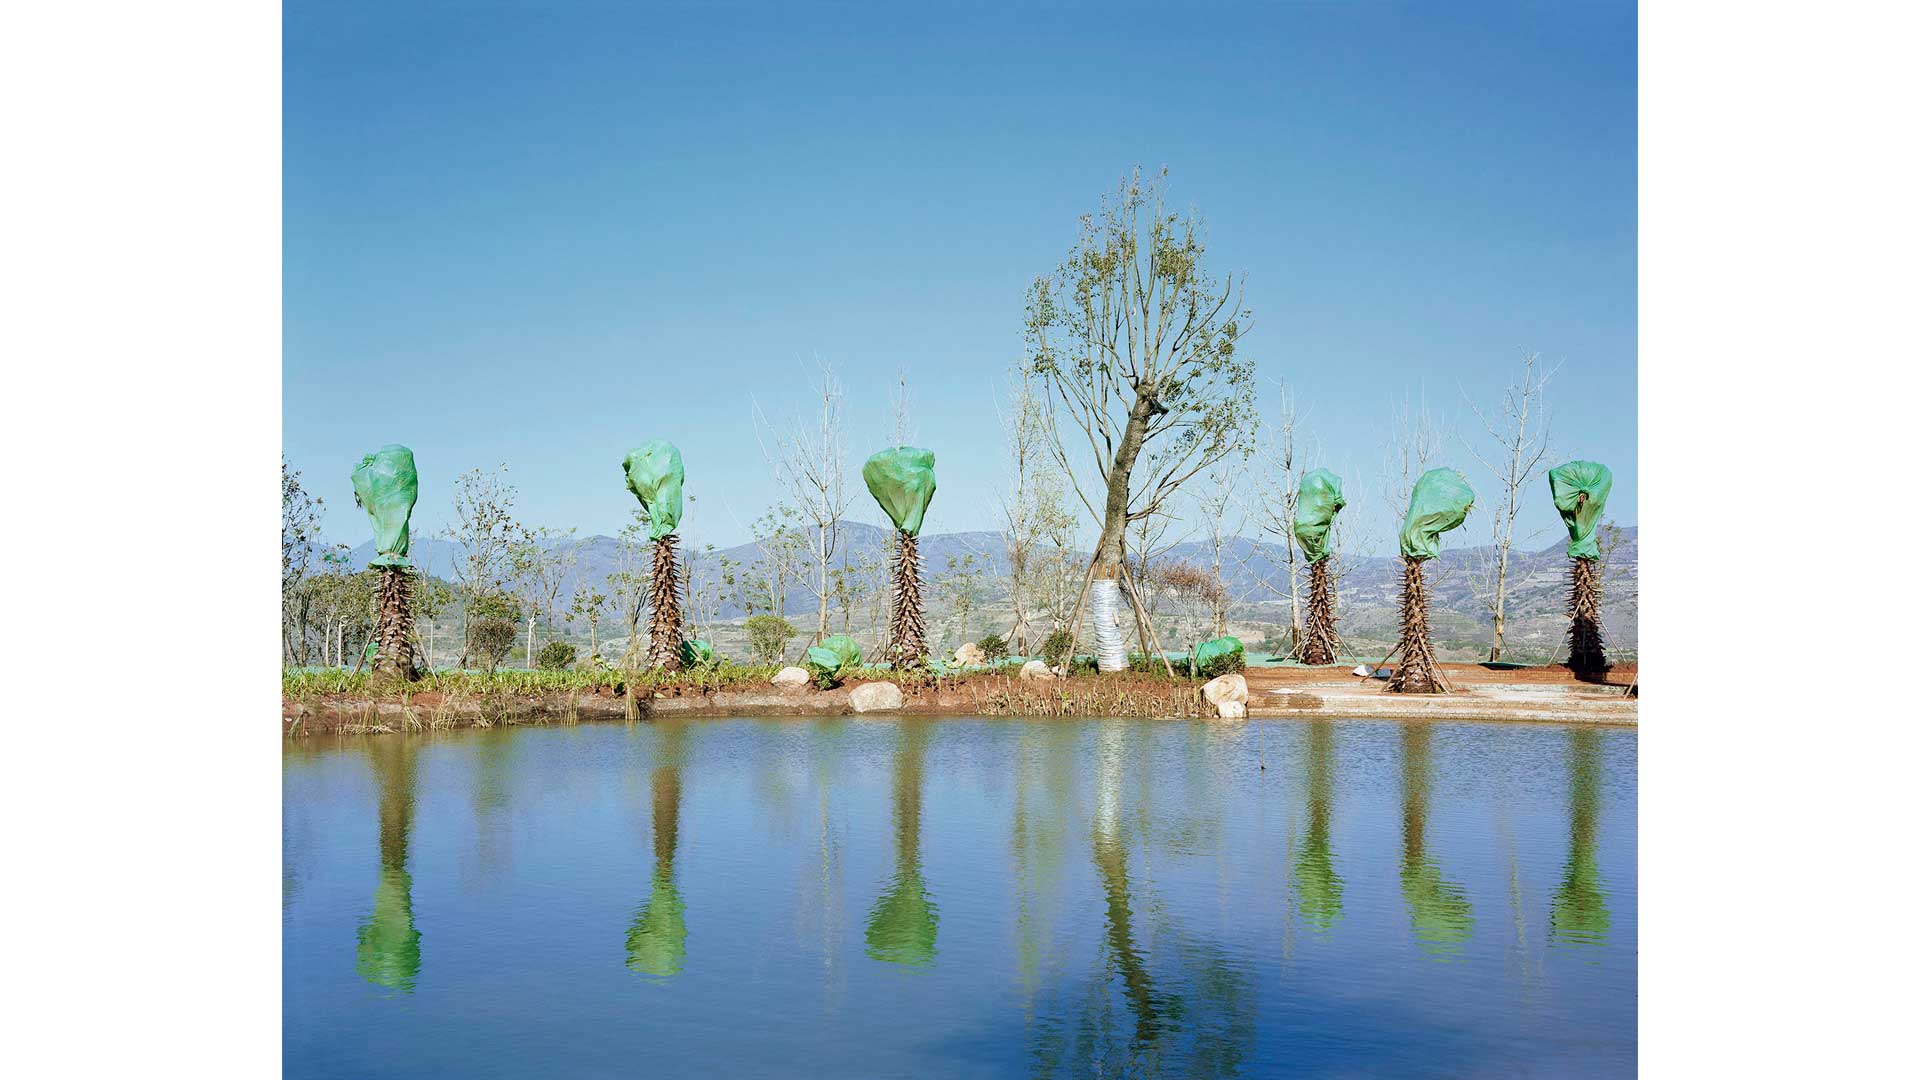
283;717;1635;1077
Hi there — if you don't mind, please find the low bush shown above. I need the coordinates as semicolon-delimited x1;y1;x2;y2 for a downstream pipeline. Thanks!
537;641;577;670
744;614;797;663
1040;629;1074;669
976;634;1009;663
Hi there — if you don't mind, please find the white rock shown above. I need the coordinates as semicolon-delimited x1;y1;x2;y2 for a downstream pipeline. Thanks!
1019;659;1055;681
1215;700;1247;720
771;666;810;688
1202;673;1248;707
954;642;987;667
849;681;905;713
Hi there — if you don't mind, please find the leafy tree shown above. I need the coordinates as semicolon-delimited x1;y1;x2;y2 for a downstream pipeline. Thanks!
447;465;521;668
466;591;520;673
1025;167;1257;669
536;640;578;670
937;553;988;652
567;585;610;660
281;458;325;664
976;634;1009;663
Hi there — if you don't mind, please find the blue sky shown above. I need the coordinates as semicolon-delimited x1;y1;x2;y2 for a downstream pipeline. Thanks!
285;0;1636;552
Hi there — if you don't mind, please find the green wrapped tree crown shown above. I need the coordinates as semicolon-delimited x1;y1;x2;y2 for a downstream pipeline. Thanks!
625;869;688;977
1398;468;1475;560
1548;460;1612;560
352;444;418;568
622;440;684;541
1292;468;1347;564
356;869;421;991
805;634;861;686
862;447;937;537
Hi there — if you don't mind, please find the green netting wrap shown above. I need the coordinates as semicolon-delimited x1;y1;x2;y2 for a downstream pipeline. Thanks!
352;444;418;568
805;634;862;687
1293;468;1346;564
356;869;421;991
1192;635;1244;676
680;639;713;667
1398;469;1475;560
622;440;684;541
862;447;936;537
1548;460;1612;560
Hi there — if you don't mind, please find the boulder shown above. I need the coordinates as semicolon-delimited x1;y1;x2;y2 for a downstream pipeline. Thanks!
953;642;987;667
1019;659;1055;681
1202;673;1248;707
771;666;810;689
849;681;905;713
1215;700;1247;720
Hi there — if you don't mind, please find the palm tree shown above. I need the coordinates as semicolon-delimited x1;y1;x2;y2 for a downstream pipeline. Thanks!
1293;468;1347;665
358;737;421;991
1387;469;1474;694
623;440;686;671
352;444;420;681
862;447;937;667
627;722;689;976
1549;461;1614;679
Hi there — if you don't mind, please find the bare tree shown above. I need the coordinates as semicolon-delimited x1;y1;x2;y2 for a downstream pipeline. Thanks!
281;458;325;664
1241;380;1318;653
1026;167;1258;671
1383;392;1451;519
756;360;854;646
1460;353;1557;661
446;465;521;668
995;361;1074;653
510;526;578;669
1187;465;1246;639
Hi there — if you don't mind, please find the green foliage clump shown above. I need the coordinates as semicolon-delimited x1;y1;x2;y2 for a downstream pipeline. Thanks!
680;638;716;668
744;614;798;663
537;641;577;670
1040;629;1074;669
976;634;1009;663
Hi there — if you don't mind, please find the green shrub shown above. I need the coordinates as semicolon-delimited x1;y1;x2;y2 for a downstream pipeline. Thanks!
977;634;1009;663
744;614;798;663
537;641;577;670
1040;629;1073;669
1194;636;1247;680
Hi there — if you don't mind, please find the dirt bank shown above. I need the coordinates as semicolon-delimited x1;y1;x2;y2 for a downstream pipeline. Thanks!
284;662;1636;735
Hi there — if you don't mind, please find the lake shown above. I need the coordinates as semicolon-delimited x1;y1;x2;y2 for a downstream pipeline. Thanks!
283;717;1636;1077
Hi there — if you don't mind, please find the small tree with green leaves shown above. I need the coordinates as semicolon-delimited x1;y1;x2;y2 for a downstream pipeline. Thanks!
745;614;798;664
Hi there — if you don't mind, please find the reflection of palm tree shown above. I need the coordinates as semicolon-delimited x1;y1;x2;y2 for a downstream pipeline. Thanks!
357;737;421;991
866;722;938;965
1399;725;1474;958
1551;729;1611;946
1294;722;1344;931
627;724;688;976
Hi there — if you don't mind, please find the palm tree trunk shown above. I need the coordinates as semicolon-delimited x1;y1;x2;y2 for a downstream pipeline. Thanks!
1302;559;1342;666
889;531;927;667
371;567;417;681
1387;557;1444;694
646;534;685;671
1566;556;1607;679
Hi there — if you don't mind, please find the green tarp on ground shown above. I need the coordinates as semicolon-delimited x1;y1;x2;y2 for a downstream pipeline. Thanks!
1548;460;1612;560
680;639;713;667
805;634;861;685
862;447;936;536
1193;635;1244;676
1398;468;1475;560
352;444;418;568
1293;468;1346;563
623;440;685;541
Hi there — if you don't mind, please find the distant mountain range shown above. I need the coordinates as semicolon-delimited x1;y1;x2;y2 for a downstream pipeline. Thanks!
337;522;1638;663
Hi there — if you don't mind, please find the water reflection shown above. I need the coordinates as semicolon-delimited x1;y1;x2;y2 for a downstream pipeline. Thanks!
1399;725;1475;958
865;721;938;965
1294;721;1344;931
357;736;422;992
627;722;689;977
1551;728;1612;947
